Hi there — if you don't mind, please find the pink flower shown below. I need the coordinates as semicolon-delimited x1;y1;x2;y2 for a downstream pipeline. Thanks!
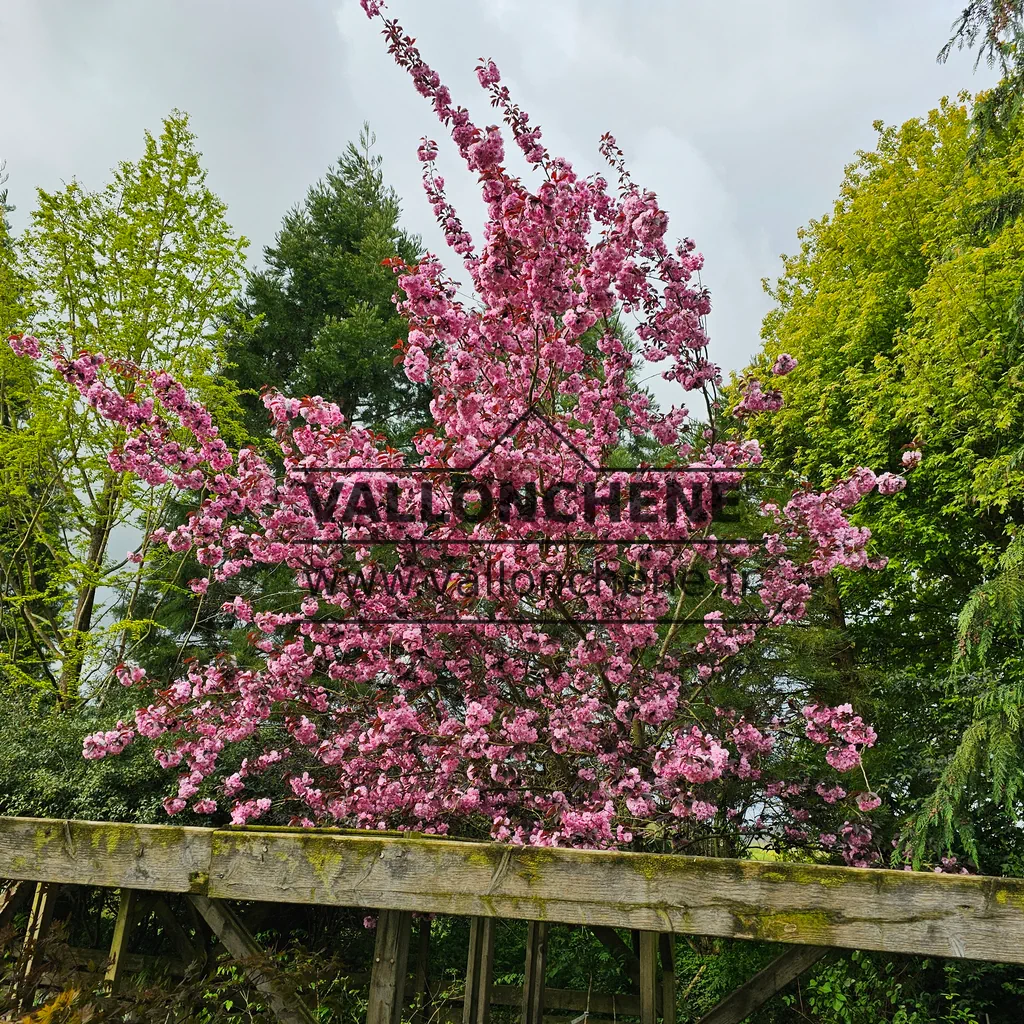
691;801;717;822
876;473;905;495
54;6;900;856
901;449;922;469
82;725;136;760
224;772;245;796
8;334;41;359
733;378;783;418
230;797;272;825
467;127;505;173
405;345;429;383
771;353;797;376
855;792;881;812
826;744;862;772
476;60;501;87
815;783;846;804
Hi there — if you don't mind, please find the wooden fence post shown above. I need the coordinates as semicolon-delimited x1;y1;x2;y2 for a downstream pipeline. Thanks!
521;921;548;1024
660;933;677;1024
639;930;659;1024
104;888;140;991
463;916;496;1024
0;881;30;930
367;909;413;1024
696;945;831;1024
15;882;59;1013
189;894;317;1024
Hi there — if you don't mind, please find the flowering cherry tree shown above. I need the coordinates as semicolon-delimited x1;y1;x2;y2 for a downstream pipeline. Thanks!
10;1;914;865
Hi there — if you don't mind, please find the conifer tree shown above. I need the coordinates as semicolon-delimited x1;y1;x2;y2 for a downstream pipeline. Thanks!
228;125;427;437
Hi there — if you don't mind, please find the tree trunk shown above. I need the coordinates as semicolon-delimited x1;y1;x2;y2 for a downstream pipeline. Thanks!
822;573;860;698
58;471;120;698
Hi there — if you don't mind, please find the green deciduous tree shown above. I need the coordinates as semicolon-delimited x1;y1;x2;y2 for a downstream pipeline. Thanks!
0;112;251;700
129;127;427;693
742;92;1024;867
0;165;55;690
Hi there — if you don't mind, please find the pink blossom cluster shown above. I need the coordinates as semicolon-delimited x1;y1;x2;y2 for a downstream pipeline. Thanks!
26;377;880;853
837;822;877;867
82;722;136;760
7;333;41;359
802;703;877;772
733;378;783;418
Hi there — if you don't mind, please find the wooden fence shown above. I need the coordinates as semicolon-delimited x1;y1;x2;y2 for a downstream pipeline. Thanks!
2;816;1023;1023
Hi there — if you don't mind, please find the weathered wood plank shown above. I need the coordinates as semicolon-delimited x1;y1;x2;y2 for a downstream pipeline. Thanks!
0;817;211;893
639;931;658;1024
15;882;59;1013
189;895;316;1024
367;909;412;1024
522;921;548;1024
104;888;140;990
696;945;831;1024
6;817;1024;965
463;916;495;1024
205;828;1024;964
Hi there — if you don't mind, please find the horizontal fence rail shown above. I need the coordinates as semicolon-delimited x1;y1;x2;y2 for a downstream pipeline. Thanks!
2;816;1024;964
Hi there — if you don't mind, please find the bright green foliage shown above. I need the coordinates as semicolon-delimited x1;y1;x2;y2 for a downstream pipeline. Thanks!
779;950;1021;1024
0;168;55;692
749;93;1024;666
753;96;1022;659
113;126;428;697
0;112;251;700
113;129;432;712
743;91;1024;864
228;124;426;435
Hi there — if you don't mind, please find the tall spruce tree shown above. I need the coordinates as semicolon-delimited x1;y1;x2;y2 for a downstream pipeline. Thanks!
228;125;427;436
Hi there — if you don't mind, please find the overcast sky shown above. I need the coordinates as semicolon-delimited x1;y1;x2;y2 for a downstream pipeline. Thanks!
2;0;997;401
